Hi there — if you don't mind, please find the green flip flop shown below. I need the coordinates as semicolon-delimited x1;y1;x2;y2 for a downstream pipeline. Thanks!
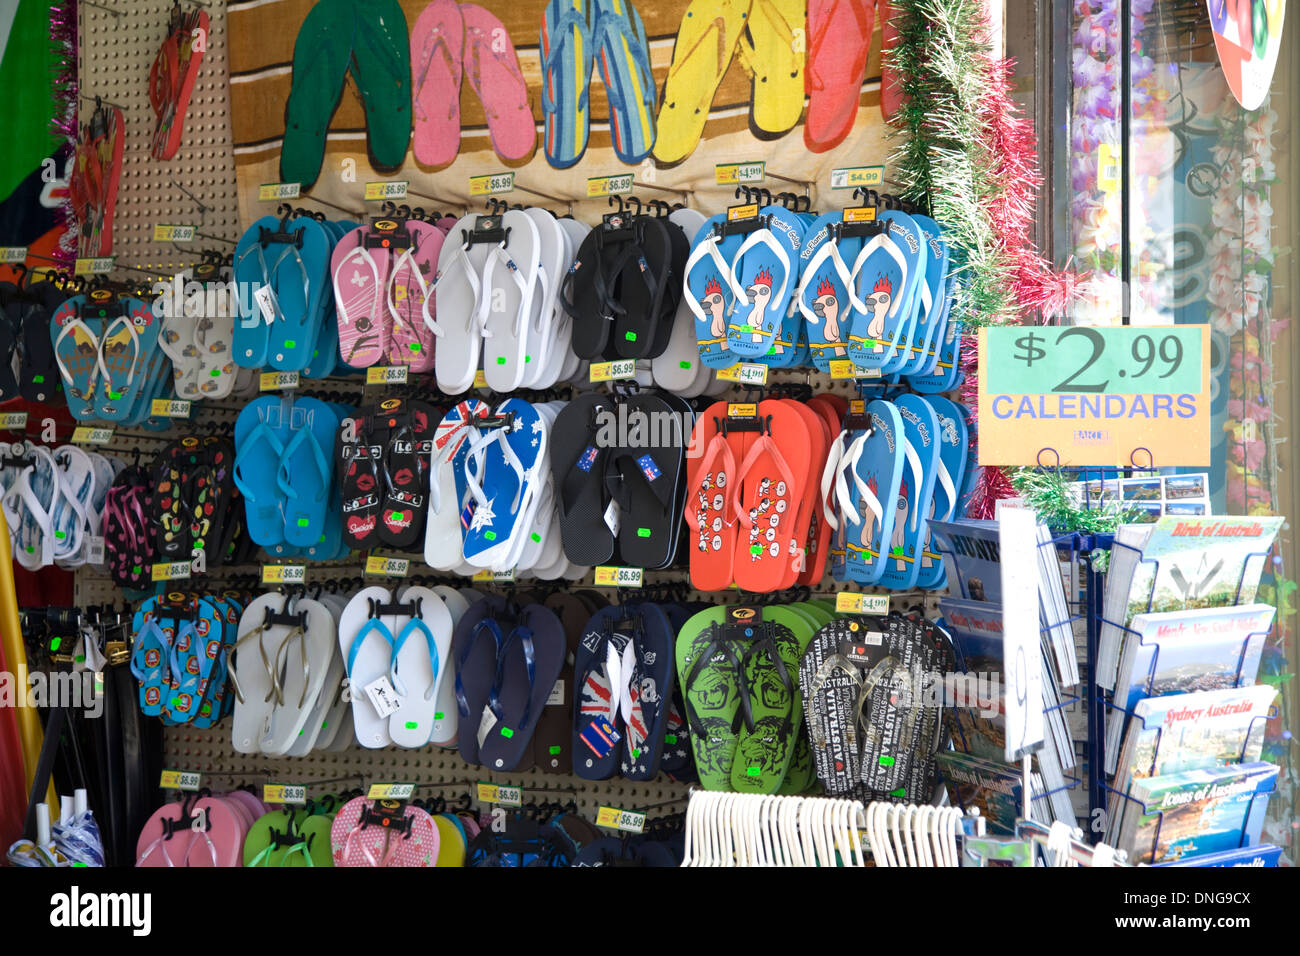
675;606;743;791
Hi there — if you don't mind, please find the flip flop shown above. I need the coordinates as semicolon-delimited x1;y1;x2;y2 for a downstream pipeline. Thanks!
846;210;924;373
425;399;491;570
618;603;676;780
572;606;632;780
684;215;748;370
910;317;962;394
899;213;950;375
383;587;454;747
798;617;876;793
480;210;541;392
462;4;536;161
462;399;548;569
338;586;400;749
338;405;384;550
730;607;811;792
549;393;616;567
432;215;491;393
540;0;594;169
451;594;508;765
735;0;805;138
386;221;444;371
150;6;208;161
845;399;905;585
428;585;472;747
878;394;941;591
653;0;749;166
804;0;874;153
799;395;846;586
233;395;290;546
477;604;567;771
674;605;744;790
266;217;332;372
916;396;968;590
684;401;749;590
93;299;160;422
410;0;466;168
331;225;391;369
778;400;831;589
592;0;657;165
602;392;687;569
733;399;811;592
727;205;803;359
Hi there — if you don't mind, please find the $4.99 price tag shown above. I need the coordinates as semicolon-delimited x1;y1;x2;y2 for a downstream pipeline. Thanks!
263;784;307;805
715;162;765;185
476;782;522;807
595;806;646;834
835;592;890;615
715;363;768;385
160;770;201;791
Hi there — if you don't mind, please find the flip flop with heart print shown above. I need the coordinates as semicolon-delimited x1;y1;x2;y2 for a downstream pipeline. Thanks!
337;404;384;550
372;398;428;550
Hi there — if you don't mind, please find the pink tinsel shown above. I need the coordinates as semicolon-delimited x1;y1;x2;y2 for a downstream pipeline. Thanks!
49;0;78;266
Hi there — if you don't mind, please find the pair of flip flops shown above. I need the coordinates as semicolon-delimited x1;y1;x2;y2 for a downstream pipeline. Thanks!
571;602;678;781
68;100;124;256
686;204;809;370
654;0;804;165
103;459;159;592
686;397;840;593
149;433;249;572
564;209;688;362
412;1;534;166
148;2;209;161
233;393;348;558
0;442;120;570
1;270;72;405
452;595;567;771
51;291;174;424
675;602;825;794
243;805;333;867
821;394;968;590
539;0;656;167
550;390;690;571
337;397;441;553
432;208;590;394
335;585;460;750
136;790;267;867
129;589;243;729
159;257;240;400
798;207;954;377
233;210;355;374
799;612;954;801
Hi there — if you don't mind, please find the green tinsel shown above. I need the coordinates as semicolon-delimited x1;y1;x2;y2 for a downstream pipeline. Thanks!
1009;468;1146;572
887;0;1017;326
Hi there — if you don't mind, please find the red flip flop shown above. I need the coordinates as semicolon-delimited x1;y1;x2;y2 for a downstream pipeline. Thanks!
781;399;831;589
800;394;846;586
684;401;751;591
732;399;811;592
803;0;875;154
150;5;209;161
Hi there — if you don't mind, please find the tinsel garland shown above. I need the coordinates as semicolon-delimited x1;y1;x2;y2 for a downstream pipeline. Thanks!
49;0;78;266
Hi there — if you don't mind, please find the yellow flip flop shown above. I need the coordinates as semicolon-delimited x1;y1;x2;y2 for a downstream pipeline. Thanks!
735;0;805;138
433;814;467;866
653;0;753;166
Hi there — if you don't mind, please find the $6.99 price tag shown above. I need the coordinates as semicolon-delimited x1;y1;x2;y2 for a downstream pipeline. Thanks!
596;806;646;833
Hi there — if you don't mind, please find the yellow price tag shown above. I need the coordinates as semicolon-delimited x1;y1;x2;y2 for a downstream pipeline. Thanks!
71;426;114;445
261;564;306;585
0;247;28;263
473;370;489;389
849;400;866;414
73;257;113;276
150;398;192;418
263;784;307;804
830;166;885;189
0;412;27;430
160;770;201;790
727;203;760;222
715;162;765;185
365;365;409;385
835;592;890;615
153;224;196;242
1097;143;1120;194
151;561;192;583
595;806;647;833
589;359;637;383
469;172;514;196
259;371;299;391
829;360;882;380
364;555;410;577
364;180;408;201
727;403;757;418
367;783;416;800
586;174;634;198
258;182;301;201
594;566;644;588
476;782;522;806
716;363;768;385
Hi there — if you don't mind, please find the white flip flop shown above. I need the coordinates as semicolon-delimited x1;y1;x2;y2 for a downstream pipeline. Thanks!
653;208;708;393
520;208;568;389
386;586;454;747
338;586;398;749
431;214;491;393
262;597;337;756
480;209;540;392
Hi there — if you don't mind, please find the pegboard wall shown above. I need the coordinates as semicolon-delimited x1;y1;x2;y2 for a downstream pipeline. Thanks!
71;0;955;817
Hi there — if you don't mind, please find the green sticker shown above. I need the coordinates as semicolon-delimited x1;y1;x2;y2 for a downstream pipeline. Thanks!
50;637;62;652
625;331;637;342
632;748;641;759
637;528;651;538
405;721;418;730
109;390;122;400
500;727;514;738
32;375;44;383
678;360;691;370
408;343;421;352
746;766;760;777
210;368;220;376
484;530;496;541
496;356;506;365
665;734;677;745
750;544;762;555
284;339;296;348
530;532;541;543
390;511;402;521
434;712;443;720
298;518;309;527
549;745;562;755
879;755;895;767
891;546;904;557
55;530;66;539
525;355;531;363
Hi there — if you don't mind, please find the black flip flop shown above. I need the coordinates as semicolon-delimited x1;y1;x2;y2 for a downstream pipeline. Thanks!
549;392;617;567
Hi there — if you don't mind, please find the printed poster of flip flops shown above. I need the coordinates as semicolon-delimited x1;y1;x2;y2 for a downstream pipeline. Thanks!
227;0;896;228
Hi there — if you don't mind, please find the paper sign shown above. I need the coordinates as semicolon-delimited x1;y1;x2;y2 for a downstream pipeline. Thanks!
160;770;201;790
595;806;646;834
977;325;1210;467
594;566;643;588
999;507;1043;761
830;165;884;189
476;782;522;807
367;782;415;800
253;285;279;325
258;182;300;201
589;359;636;383
715;363;768;385
263;784;307;805
469;172;514;196
715;162;765;185
835;592;890;615
586;174;634;198
364;180;408;201
363;676;402;719
366;365;409;385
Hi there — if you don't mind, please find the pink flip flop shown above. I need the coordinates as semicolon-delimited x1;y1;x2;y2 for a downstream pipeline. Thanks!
878;0;904;121
411;0;466;167
804;0;875;153
183;797;244;867
135;803;193;867
461;4;536;162
222;788;270;822
331;225;392;368
385;219;445;371
331;797;440;867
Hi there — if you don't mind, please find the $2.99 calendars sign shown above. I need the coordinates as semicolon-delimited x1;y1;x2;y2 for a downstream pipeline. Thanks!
977;325;1211;468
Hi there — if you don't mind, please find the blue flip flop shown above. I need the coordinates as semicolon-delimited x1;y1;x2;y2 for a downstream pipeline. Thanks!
277;396;340;547
846;399;905;585
902;214;951;376
129;601;173;717
878;394;942;591
572;606;632;780
540;0;594;168
845;210;924;373
452;595;508;766
461;399;547;568
477;603;568;772
911;317;963;393
266;216;332;372
727;205;803;359
231;216;282;368
911;274;953;379
684;214;747;370
796;211;861;372
916;395;969;590
233;394;291;546
618;602;676;781
590;0;656;165
163;597;225;724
